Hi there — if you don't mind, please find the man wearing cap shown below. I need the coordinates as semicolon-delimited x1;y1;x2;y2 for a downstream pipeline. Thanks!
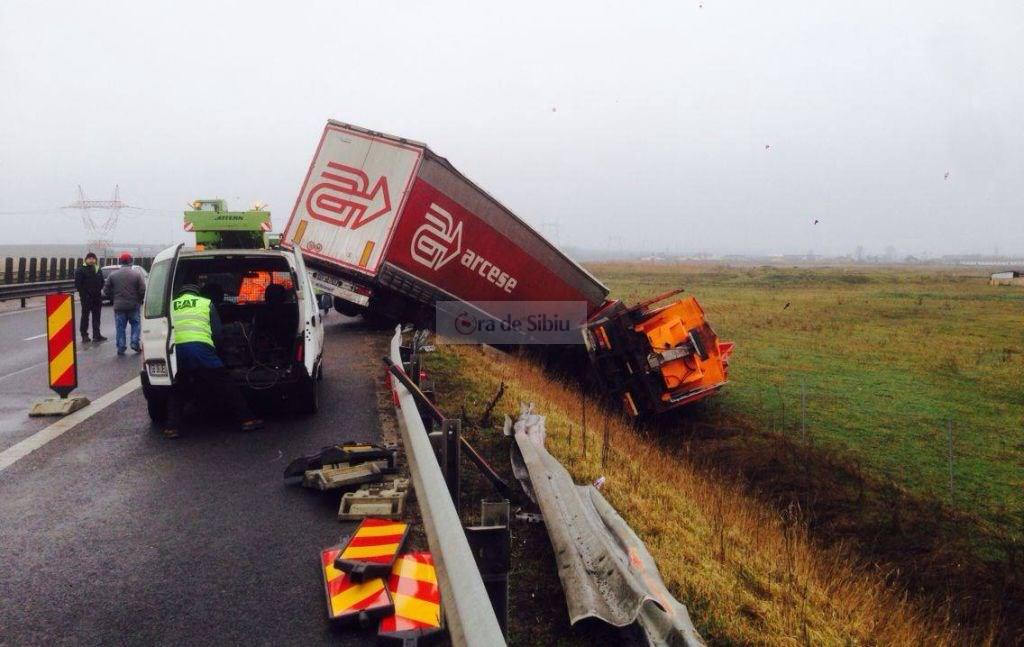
102;252;146;355
73;252;107;342
164;283;263;438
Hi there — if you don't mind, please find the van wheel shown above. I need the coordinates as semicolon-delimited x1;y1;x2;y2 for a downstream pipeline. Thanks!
146;393;168;422
295;377;319;414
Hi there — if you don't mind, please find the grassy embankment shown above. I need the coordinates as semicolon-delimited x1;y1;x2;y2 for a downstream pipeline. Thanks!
589;263;1024;531
425;342;974;646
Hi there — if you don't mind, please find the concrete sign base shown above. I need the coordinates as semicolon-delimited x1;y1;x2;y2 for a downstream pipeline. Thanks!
29;396;90;417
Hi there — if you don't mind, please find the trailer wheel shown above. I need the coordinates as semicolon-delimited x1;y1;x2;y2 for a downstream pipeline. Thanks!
333;297;363;318
362;308;397;330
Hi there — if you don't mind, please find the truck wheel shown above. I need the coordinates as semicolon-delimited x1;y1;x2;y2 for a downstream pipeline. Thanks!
333;297;363;317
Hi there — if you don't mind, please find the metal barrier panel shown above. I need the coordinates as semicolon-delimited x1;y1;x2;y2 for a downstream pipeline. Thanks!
388;326;506;647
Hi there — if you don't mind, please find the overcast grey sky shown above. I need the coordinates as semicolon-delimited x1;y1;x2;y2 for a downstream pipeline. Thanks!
1;0;1021;257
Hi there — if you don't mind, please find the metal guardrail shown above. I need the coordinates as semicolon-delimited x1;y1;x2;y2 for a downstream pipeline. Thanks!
0;255;155;305
0;280;74;303
388;326;506;647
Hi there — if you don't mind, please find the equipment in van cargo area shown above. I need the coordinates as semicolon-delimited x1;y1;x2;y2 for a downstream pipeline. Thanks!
140;242;324;421
284;120;733;417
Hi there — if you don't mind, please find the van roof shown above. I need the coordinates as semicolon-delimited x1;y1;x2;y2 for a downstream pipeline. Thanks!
177;248;290;259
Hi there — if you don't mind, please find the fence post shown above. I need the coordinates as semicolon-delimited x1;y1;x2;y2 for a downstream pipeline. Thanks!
581;385;587;459
947;418;955;503
50;257;57;281
3;258;12;284
58;258;67;279
601;419;610;470
28;258;37;283
39;258;48;282
800;380;807;443
17;258;26;283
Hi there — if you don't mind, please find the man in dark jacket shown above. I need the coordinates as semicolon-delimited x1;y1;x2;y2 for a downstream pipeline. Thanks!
73;252;107;342
102;252;146;355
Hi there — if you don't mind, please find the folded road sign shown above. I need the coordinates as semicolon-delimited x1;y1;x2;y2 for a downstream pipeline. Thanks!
320;546;393;625
303;461;383;491
285;442;398;479
338;478;410;521
378;552;443;645
334;518;410;581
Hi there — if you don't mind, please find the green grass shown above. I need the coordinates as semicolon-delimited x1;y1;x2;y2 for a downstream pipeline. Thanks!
590;263;1024;529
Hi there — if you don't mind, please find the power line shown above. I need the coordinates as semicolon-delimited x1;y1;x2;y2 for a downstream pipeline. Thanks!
61;185;135;252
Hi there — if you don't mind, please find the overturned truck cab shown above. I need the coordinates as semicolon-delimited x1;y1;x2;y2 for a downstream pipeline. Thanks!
584;289;734;417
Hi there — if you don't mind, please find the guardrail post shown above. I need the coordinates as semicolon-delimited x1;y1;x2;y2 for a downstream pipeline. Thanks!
441;418;462;509
465;500;511;638
39;258;48;282
388;328;506;646
58;258;67;280
50;257;57;281
17;258;26;283
28;258;37;283
3;258;12;284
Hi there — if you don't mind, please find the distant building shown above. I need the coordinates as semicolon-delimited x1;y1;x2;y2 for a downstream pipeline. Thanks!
990;270;1024;286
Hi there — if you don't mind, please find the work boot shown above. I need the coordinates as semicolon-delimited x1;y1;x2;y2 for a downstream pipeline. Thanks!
131;344;141;353
240;419;264;432
117;349;126;356
81;334;91;342
95;335;108;342
163;428;180;439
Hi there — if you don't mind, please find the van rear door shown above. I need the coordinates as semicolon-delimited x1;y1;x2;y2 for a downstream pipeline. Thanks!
141;243;183;385
290;246;323;377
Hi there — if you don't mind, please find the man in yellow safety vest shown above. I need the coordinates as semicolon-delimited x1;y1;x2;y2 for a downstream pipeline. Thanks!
164;283;263;438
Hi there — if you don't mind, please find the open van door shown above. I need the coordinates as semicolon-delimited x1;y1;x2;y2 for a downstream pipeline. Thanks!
140;243;183;422
141;243;183;387
291;245;323;379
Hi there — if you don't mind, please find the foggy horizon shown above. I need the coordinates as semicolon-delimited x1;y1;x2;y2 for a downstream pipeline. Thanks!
1;1;1021;257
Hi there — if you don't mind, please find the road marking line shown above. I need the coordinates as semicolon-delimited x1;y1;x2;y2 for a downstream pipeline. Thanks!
0;378;140;473
0;361;46;383
0;306;45;319
23;333;47;341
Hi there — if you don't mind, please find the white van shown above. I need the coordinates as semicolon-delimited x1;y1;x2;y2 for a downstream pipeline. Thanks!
140;244;325;421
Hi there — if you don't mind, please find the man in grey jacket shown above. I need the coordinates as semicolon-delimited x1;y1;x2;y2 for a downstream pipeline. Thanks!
102;252;147;355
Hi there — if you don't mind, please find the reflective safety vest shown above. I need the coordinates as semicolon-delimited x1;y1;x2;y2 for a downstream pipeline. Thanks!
171;293;214;347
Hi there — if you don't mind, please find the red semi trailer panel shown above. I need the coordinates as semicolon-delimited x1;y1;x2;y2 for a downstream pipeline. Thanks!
283;121;609;315
283;123;423;277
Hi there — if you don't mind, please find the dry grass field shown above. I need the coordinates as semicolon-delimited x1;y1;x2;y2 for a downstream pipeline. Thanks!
423;263;1023;644
425;344;979;646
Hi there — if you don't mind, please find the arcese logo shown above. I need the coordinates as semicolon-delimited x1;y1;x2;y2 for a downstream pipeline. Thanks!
410;203;518;293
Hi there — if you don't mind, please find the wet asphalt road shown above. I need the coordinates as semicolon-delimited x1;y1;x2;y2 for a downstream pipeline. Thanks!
0;304;388;646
